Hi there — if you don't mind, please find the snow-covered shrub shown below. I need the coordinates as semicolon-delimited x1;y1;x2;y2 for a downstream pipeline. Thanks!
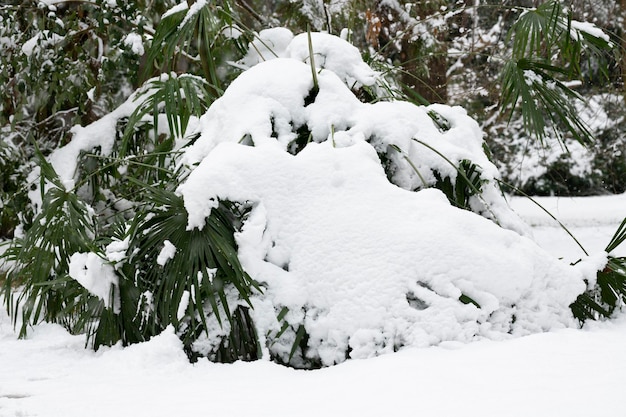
1;11;623;368
175;31;591;367
189;30;529;233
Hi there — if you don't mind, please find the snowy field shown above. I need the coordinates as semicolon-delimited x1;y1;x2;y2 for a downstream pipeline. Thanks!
1;194;625;417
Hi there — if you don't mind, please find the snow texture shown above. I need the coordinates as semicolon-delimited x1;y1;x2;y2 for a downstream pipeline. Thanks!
240;29;377;87
21;30;63;56
68;252;120;312
162;1;189;20
47;93;139;191
157;240;177;266
570;19;612;43
123;32;144;55
180;139;586;366
32;29;609;368
181;0;207;27
186;45;527;234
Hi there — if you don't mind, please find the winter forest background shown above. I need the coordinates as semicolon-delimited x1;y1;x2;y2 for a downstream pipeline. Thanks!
1;0;626;376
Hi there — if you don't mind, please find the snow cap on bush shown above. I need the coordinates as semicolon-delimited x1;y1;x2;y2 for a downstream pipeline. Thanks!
177;31;587;367
240;29;377;88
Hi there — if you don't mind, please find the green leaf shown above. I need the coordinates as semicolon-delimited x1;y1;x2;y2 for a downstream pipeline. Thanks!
124;180;259;359
459;294;480;308
605;218;626;254
289;324;307;362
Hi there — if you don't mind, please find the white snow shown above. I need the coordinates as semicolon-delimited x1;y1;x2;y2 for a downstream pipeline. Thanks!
21;30;63;56
177;291;190;321
240;28;293;67
240;29;378;87
180;0;207;28
7;26;625;416
184;58;486;183
156;240;176;266
503;137;596;189
173;44;604;366
123;32;144;55
179;138;588;365
162;1;189;20
105;235;130;265
46;93;140;190
570;19;612;44
68;252;120;312
184;53;526;235
1;197;625;416
510;194;626;263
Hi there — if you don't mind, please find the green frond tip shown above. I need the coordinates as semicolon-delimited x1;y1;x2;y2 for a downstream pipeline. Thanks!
605;218;626;254
500;61;593;147
459;294;480;308
570;256;626;322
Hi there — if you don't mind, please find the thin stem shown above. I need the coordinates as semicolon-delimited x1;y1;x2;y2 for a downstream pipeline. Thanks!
495;178;589;257
306;25;319;92
413;138;500;226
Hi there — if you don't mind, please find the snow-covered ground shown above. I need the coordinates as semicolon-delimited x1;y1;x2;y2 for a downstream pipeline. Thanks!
510;193;626;262
1;194;625;417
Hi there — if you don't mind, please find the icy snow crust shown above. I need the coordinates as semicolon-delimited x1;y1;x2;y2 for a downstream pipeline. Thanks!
178;31;587;366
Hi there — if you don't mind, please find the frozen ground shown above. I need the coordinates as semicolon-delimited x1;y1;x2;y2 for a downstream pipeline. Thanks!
1;194;625;417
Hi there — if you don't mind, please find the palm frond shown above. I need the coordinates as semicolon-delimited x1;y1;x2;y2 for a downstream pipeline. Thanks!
1;150;105;338
570;218;626;322
141;0;250;90
124;182;260;359
122;73;211;157
605;218;626;254
501;0;614;146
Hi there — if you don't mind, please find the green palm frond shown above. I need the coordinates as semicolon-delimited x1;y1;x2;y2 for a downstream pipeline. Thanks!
122;73;211;155
570;218;626;322
501;0;614;146
142;0;250;90
605;218;626;255
501;59;593;146
570;257;626;321
2;149;102;337
125;181;260;358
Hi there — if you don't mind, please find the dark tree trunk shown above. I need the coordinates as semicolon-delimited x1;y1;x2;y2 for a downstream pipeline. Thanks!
373;0;448;104
622;0;626;99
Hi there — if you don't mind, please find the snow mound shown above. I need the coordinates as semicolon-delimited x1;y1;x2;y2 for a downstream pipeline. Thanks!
241;28;377;87
177;39;588;366
183;56;526;233
179;140;585;367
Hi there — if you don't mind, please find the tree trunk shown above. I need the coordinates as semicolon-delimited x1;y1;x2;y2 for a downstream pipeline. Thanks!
373;0;448;104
